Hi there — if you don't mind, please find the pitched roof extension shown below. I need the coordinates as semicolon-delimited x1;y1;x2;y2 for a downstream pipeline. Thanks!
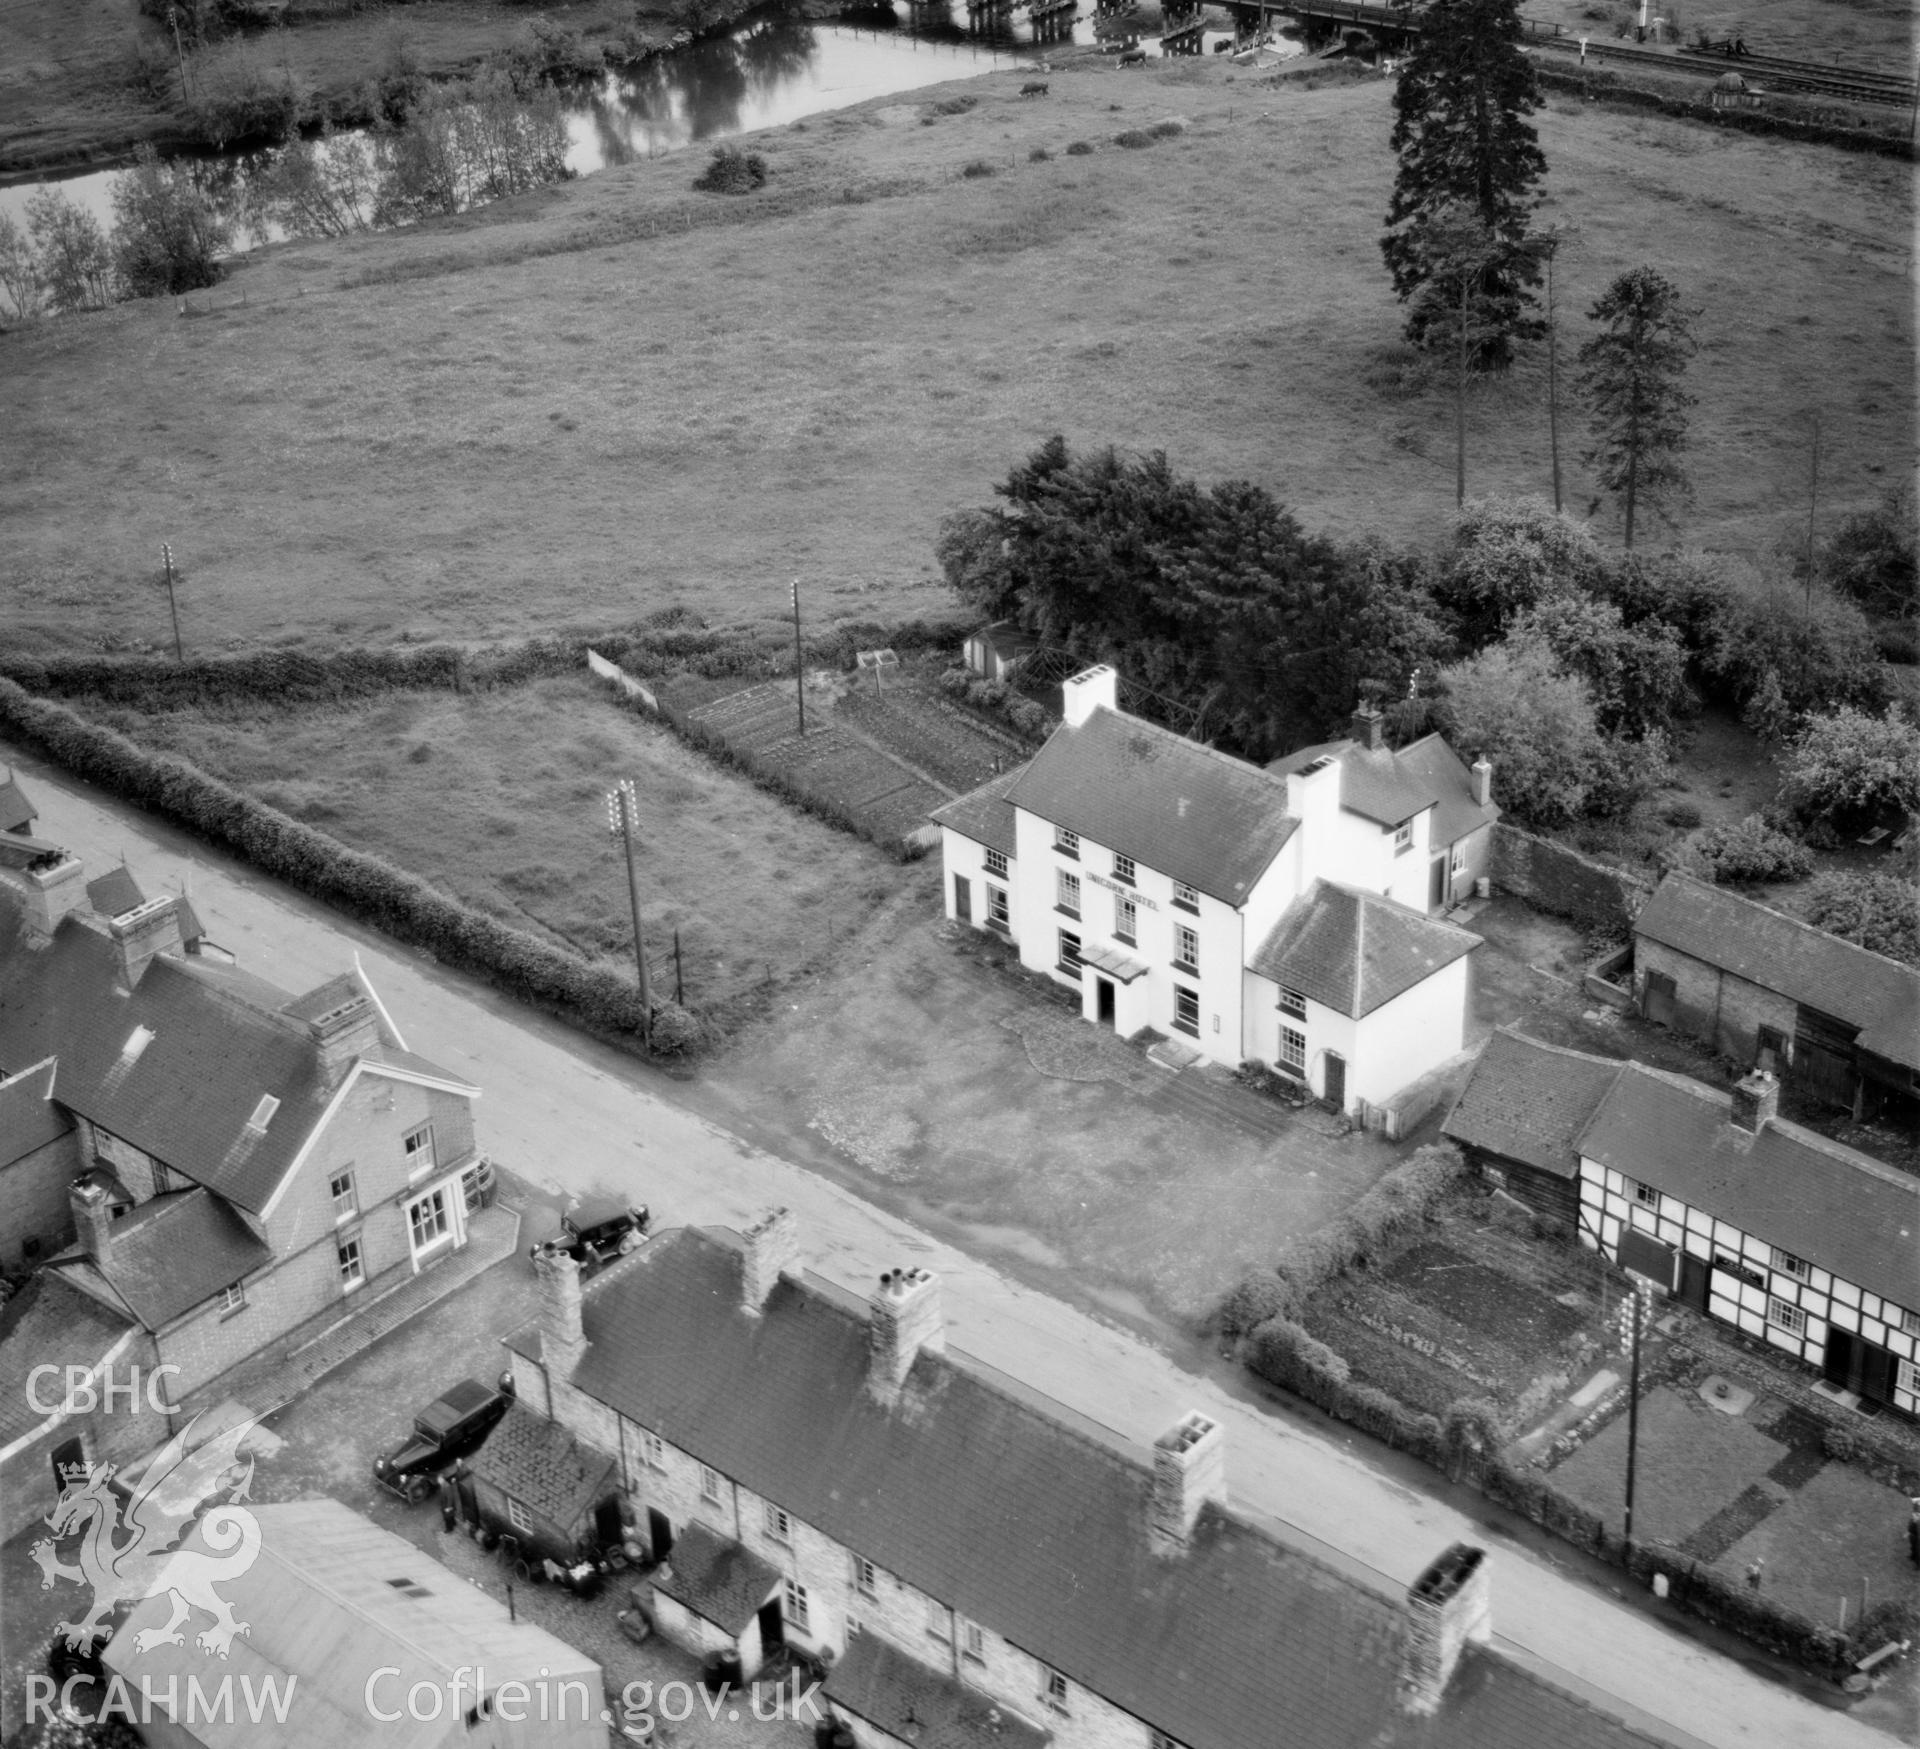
930;765;1025;861
506;1228;1672;1749
1268;733;1496;839
0;1271;137;1450
1394;734;1501;846
470;1400;617;1537
827;1631;1052;1749
1249;882;1480;1019
1577;1062;1920;1311
0;775;35;834
85;867;146;921
653;1520;782;1635
0;1057;72;1168
1006;708;1296;905
1443;1029;1627;1181
50;1188;271;1330
1634;874;1920;1072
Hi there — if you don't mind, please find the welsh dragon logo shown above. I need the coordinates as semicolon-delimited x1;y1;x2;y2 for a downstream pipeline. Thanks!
33;1414;262;1661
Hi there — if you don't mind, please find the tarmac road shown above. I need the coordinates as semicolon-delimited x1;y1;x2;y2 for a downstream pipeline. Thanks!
3;738;1900;1749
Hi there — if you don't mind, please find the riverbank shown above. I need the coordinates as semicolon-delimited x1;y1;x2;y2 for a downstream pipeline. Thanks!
0;0;781;180
1;55;1911;656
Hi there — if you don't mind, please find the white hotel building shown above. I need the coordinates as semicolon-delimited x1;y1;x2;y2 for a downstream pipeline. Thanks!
934;667;1489;1118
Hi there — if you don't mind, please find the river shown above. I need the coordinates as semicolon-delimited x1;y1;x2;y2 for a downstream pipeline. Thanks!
0;7;1237;246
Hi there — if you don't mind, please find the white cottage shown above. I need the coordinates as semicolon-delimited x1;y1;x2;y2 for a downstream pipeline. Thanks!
932;668;1482;1115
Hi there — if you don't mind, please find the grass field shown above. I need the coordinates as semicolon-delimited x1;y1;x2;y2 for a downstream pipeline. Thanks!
1;56;1911;657
85;671;911;1026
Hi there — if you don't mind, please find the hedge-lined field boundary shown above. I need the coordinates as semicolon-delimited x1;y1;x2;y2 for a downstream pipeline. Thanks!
0;679;702;1058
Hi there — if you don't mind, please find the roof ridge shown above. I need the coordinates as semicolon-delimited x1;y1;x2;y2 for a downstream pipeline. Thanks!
1087;706;1292;795
1659;872;1920;983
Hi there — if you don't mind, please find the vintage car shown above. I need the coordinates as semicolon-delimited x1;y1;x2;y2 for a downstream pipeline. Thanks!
533;1195;651;1275
372;1374;515;1502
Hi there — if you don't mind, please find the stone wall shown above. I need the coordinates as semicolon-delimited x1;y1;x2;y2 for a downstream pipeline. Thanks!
1488;824;1652;938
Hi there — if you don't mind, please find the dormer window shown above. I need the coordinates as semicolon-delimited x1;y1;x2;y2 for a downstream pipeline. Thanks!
245;1095;280;1135
1391;820;1413;854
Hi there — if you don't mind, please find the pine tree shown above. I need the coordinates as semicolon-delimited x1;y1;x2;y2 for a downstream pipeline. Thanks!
1576;267;1698;551
1382;0;1547;367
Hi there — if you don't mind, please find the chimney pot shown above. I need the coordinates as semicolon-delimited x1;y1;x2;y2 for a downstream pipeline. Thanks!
2;851;89;944
869;1267;943;1402
307;990;383;1080
1401;1543;1492;1714
534;1241;587;1376
1149;1410;1226;1555
740;1207;800;1312
1471;759;1493;810
70;1175;114;1267
1730;1069;1779;1135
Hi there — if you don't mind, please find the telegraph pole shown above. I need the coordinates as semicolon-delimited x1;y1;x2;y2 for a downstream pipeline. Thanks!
161;544;184;661
1615;1274;1654;1563
791;577;805;734
605;779;651;1045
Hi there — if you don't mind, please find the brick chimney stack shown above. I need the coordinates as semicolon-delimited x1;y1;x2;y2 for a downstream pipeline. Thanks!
110;897;184;990
306;989;384;1081
533;1242;588;1377
1401;1543;1492;1715
1350;703;1386;751
1;848;88;943
1148;1411;1226;1555
1471;759;1493;810
1730;1069;1779;1135
70;1175;114;1268
740;1207;799;1313
868;1267;944;1403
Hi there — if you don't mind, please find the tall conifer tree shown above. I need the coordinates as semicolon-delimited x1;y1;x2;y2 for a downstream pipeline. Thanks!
1382;0;1546;367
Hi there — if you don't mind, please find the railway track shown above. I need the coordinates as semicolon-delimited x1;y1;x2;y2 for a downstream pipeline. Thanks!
1567;37;1917;108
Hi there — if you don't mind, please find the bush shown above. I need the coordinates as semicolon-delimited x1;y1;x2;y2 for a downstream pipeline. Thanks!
965;677;1009;709
929;94;978;116
1028;145;1052;162
938;666;974;700
1245;1316;1350;1406
1437;497;1610;649
693;145;767;194
1778;706;1920;835
960;160;996;179
1114;129;1155;148
1065;139;1095;155
110;144;230;295
1819;485;1917;622
1269;1143;1465;1306
1216;1271;1293;1339
1694;582;1888;735
1149;119;1184;137
1673;814;1814;886
1802;871;1920;968
1661;799;1702;829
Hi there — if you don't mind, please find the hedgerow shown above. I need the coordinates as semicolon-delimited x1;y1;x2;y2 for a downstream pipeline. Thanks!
0;679;700;1058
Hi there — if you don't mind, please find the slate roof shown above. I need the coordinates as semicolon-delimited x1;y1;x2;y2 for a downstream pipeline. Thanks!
50;1188;271;1330
931;766;1025;860
0;775;34;834
506;1228;1672;1749
1006;709;1296;905
826;1630;1051;1749
1634;874;1920;1072
653;1520;782;1635
470;1400;616;1536
1269;732;1495;839
1394;734;1500;847
1249;882;1480;1019
0;1271;134;1448
969;622;1041;661
85;867;145;920
1443;1030;1627;1181
0;1057;71;1167
1577;1063;1920;1312
0;922;330;1213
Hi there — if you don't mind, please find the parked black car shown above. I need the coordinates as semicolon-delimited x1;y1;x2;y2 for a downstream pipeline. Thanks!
532;1195;651;1275
373;1373;515;1502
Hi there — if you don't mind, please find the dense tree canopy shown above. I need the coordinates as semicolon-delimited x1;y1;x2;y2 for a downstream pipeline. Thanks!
1382;0;1546;365
937;438;1443;762
1777;707;1920;834
1803;872;1920;968
110;145;230;297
